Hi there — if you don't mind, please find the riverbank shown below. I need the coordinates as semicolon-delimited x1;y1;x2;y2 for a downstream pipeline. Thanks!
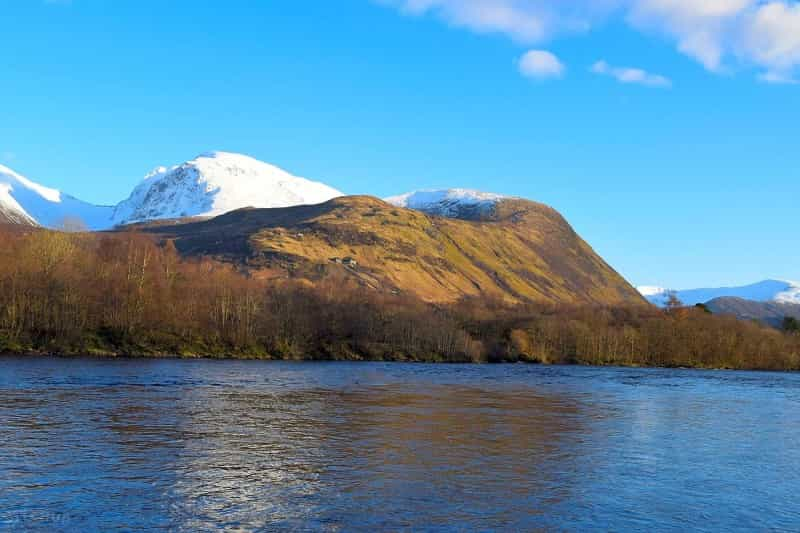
3;343;799;372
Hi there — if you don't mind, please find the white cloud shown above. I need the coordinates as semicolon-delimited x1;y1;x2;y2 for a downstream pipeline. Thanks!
629;0;800;79
627;0;754;71
377;0;617;43
518;49;565;79
379;0;800;83
742;2;800;80
591;60;672;87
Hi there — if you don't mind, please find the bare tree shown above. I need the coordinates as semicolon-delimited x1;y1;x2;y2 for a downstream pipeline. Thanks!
664;290;683;312
59;216;89;233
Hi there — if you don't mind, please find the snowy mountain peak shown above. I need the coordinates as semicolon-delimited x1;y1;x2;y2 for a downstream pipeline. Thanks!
0;164;113;229
0;163;62;203
385;189;512;218
1;153;343;229
638;279;800;307
0;165;38;225
112;152;343;226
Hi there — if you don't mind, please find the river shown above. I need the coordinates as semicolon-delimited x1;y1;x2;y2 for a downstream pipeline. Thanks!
1;358;798;531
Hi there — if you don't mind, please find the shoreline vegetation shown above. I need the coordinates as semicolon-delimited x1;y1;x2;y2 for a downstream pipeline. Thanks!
1;227;799;370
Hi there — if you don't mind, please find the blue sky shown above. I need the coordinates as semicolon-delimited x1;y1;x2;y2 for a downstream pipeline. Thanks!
1;0;798;289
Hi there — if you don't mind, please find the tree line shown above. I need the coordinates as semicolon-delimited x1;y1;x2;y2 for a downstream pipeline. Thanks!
0;226;798;370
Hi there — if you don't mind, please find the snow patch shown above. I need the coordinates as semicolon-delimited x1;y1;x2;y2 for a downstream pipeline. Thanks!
385;188;511;218
775;281;800;304
637;286;668;297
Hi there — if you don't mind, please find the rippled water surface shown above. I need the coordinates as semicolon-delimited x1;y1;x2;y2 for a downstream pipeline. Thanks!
1;358;799;531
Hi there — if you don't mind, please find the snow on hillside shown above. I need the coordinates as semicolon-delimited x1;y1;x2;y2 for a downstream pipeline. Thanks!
637;286;667;298
112;152;343;225
0;164;114;230
639;280;800;307
777;283;800;304
385;189;510;218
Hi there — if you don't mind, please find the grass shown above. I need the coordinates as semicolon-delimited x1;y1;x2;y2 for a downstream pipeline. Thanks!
154;195;645;305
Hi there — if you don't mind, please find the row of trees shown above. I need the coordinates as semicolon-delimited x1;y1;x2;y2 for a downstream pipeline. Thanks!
485;304;800;370
0;227;481;361
0;226;798;369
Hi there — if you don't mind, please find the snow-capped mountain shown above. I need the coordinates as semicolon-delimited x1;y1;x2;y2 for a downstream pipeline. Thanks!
0;164;114;230
639;280;800;307
0;152;343;230
112;152;343;226
385;189;511;218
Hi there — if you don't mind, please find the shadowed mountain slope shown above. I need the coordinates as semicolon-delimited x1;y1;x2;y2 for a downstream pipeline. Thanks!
706;297;800;328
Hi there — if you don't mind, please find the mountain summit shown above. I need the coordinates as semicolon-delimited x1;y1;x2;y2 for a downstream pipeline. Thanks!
111;152;343;226
0;153;343;229
143;195;644;306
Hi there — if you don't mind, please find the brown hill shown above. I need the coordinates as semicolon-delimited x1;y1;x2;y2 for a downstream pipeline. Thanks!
706;297;800;328
142;195;644;305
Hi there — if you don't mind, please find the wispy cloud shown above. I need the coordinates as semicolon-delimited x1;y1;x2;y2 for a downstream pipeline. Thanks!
376;0;607;43
626;0;752;71
591;60;672;88
759;72;799;85
379;0;800;83
518;50;565;79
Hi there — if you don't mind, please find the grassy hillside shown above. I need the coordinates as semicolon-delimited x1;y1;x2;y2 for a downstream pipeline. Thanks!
144;196;643;306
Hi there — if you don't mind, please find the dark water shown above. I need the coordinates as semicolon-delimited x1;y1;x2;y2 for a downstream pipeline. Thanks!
1;359;799;532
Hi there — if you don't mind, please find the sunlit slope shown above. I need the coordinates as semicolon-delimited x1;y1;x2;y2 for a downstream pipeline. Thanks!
148;196;643;305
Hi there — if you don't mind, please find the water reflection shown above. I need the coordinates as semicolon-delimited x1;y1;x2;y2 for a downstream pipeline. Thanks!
0;359;799;531
161;383;587;531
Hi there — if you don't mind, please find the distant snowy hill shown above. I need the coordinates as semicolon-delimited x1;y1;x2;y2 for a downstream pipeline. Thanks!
0;164;113;230
385;189;511;219
639;280;800;307
112;152;343;226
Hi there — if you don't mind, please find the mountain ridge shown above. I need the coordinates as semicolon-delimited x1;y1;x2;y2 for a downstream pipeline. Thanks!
140;195;645;306
111;152;343;226
0;155;645;307
1;166;536;230
385;189;512;220
0;152;343;230
639;280;800;307
0;163;114;229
